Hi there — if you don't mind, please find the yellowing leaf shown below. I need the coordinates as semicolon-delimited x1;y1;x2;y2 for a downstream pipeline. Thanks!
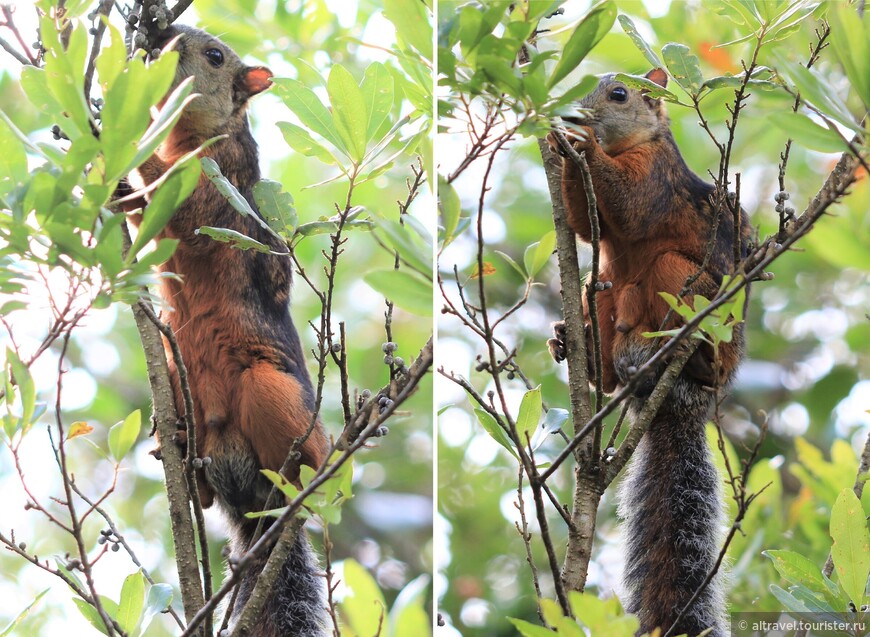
67;422;94;440
470;262;496;279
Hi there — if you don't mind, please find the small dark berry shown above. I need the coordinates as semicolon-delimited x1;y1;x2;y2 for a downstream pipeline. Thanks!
111;543;120;552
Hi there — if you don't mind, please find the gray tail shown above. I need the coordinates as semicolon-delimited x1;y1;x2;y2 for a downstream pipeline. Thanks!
618;377;726;637
231;521;328;637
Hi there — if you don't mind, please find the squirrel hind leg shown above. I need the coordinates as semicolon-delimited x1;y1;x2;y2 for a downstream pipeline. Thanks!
238;362;329;475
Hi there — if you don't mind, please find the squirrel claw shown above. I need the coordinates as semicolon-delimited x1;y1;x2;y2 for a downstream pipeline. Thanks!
546;131;569;158
548;321;567;363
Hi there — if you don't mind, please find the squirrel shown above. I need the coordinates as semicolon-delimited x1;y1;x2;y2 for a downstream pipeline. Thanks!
127;24;329;636
546;68;751;637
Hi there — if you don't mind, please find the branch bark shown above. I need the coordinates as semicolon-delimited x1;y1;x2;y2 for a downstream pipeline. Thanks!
129;297;205;626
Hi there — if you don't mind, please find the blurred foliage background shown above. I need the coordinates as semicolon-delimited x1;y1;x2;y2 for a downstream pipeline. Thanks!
0;0;433;634
436;1;869;635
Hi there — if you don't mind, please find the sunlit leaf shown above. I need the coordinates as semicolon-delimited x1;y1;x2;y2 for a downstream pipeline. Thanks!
830;488;870;607
328;64;368;162
108;410;141;462
360;62;394;142
253;179;297;237
617;15;663;68
548;0;617;89
662;43;704;97
117;571;145;634
474;408;518;459
363;269;432;316
516;386;542;448
0;590;49;637
340;559;387;637
196;227;274;253
769;112;847;153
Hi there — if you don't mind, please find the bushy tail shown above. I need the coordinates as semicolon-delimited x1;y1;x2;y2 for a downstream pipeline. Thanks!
618;378;726;637
230;520;328;637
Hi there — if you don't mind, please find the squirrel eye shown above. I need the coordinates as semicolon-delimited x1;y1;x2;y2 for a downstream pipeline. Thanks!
609;86;628;102
204;48;224;67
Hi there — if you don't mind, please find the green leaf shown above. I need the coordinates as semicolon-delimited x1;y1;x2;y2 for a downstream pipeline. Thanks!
108;409;141;462
830;488;870;606
272;78;347;154
384;0;433;62
72;596;119;636
128;156;200;258
360;62;394;142
201;156;256;217
6;347;35;430
516;386;543;448
132;238;179;271
123;75;196;179
117;571;146;634
479;54;524;97
548;0;617;89
141;584;173;635
661;43;704;97
508;618;558;637
769;584;811;613
617;15;663;69
261;469;300;499
474;408;518;459
551;74;599;108
276;121;339;165
327;64;368;162
438;176;461;248
340;559;387;637
363;269;432;316
0;114;28;199
613;73;680;103
388;574;431;637
95;212;127;279
19;67;66;126
702;75;744;90
494;250;527;279
530;408;569;451
195;227;273;253
828;2;870;108
769;112;847;153
763;550;843;608
95;21;127;92
772;52;861;134
253;179;297;237
523;231;556;278
40;17;91;139
540;599;566;627
373;217;431;277
0;589;49;637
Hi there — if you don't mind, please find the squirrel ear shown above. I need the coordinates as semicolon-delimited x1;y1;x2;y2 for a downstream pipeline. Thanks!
645;68;668;89
241;66;274;97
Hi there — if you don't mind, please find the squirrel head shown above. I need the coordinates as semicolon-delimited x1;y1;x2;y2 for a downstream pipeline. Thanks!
153;25;273;139
575;68;669;155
